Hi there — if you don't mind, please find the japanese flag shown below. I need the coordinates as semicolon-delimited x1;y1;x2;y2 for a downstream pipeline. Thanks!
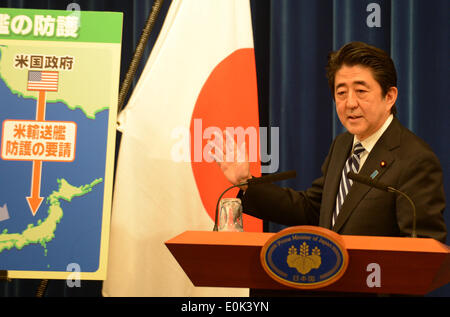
102;0;261;296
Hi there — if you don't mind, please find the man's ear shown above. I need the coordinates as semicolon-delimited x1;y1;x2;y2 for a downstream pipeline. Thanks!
385;86;398;110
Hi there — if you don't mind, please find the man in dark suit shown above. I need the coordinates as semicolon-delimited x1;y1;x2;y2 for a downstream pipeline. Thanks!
215;41;447;243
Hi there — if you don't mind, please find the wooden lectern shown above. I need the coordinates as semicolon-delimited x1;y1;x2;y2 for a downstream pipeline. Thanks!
165;230;450;295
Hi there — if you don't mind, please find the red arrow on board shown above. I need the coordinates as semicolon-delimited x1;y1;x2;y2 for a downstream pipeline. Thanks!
26;160;44;216
25;90;47;216
36;90;46;121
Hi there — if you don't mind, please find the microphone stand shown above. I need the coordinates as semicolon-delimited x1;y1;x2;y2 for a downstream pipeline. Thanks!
386;186;417;238
212;170;297;231
347;172;418;239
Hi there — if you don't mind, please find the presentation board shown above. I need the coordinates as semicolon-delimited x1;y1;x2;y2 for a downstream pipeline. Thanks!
0;8;122;280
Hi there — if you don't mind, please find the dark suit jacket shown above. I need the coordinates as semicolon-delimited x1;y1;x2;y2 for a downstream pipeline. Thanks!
242;117;447;243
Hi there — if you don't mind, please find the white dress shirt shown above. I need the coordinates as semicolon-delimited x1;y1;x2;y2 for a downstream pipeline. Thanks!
353;114;393;171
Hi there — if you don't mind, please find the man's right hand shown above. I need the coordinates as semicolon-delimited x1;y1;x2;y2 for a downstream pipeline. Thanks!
208;130;252;189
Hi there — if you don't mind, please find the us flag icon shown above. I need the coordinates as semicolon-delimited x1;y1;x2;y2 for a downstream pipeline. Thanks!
27;71;59;92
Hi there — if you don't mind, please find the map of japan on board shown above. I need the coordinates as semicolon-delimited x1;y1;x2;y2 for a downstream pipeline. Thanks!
0;8;122;280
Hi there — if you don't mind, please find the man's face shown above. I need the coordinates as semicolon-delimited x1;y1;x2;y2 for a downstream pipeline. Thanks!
334;65;397;140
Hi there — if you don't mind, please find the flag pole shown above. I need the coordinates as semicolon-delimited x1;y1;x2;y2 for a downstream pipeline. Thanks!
117;0;165;114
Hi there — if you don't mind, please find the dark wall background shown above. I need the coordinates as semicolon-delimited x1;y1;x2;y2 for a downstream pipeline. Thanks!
0;0;448;297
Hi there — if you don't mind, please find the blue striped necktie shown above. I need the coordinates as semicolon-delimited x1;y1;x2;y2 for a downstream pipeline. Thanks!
333;142;365;226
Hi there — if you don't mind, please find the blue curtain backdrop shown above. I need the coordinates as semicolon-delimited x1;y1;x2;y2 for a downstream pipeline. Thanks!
0;0;448;297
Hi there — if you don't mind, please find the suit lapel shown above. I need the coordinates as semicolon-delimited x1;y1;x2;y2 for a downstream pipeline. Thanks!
332;118;402;233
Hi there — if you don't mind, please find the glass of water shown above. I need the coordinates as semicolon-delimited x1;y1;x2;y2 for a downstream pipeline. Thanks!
218;198;243;232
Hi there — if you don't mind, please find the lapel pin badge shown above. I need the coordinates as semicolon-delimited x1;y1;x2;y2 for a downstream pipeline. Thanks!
370;170;379;179
380;160;387;168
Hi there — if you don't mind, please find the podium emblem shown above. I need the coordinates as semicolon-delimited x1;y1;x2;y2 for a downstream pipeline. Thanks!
260;226;348;289
287;242;322;275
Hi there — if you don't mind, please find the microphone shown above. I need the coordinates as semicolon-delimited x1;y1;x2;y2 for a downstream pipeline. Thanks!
247;170;297;185
347;172;390;191
347;171;417;238
213;170;297;231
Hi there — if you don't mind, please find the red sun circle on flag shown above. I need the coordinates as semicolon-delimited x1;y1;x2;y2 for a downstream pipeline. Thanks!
189;48;262;232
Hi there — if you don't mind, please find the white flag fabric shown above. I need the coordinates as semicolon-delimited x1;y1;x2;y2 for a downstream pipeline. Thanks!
102;0;261;297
